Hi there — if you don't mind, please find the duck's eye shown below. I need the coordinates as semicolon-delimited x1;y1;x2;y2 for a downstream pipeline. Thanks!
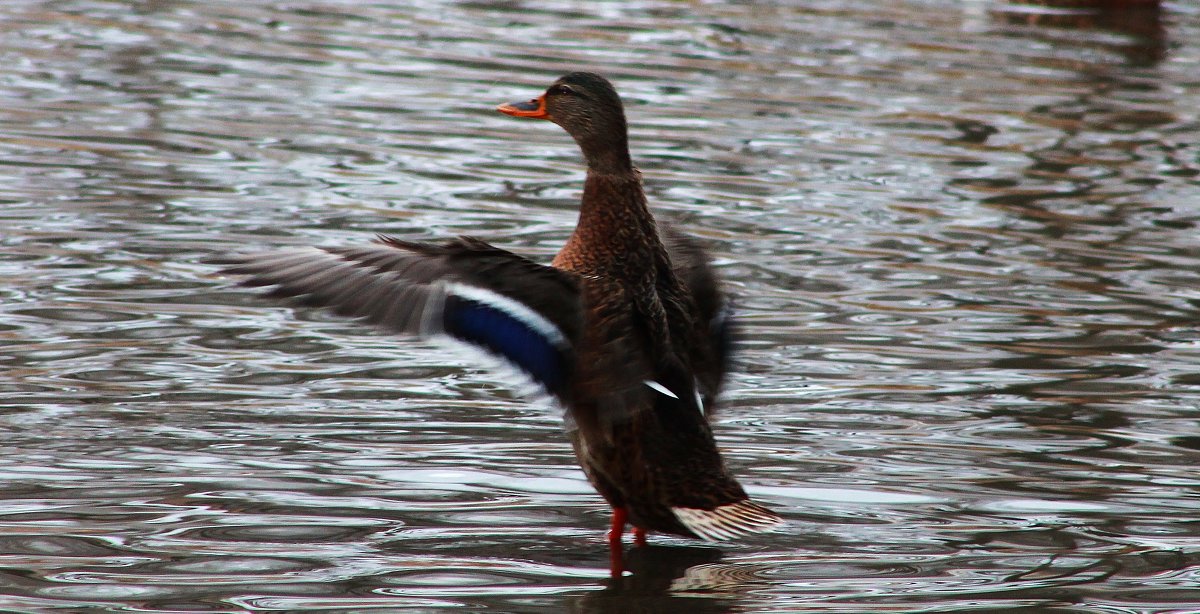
548;84;576;96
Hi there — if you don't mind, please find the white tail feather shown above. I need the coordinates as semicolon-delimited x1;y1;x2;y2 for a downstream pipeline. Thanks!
672;500;783;541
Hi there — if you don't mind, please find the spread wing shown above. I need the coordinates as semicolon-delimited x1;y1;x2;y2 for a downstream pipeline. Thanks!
214;235;583;399
661;224;734;415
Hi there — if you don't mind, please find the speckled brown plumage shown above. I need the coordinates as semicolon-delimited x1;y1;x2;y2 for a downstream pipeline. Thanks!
523;73;776;540
215;72;780;548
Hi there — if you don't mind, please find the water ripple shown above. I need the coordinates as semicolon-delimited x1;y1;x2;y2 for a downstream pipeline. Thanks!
1;0;1200;611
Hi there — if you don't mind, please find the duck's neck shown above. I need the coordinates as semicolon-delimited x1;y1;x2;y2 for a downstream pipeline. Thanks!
581;138;632;175
554;168;663;278
573;121;632;176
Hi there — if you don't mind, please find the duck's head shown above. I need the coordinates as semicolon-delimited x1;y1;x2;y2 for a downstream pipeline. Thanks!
498;72;631;173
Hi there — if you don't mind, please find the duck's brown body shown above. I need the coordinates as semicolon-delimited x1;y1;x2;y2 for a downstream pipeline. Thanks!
552;171;746;539
217;72;780;548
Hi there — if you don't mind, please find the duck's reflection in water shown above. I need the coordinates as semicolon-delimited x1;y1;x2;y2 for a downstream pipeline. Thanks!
576;545;768;614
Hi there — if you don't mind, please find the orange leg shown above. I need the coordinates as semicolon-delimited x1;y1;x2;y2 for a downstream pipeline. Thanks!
633;527;647;546
609;543;624;577
608;507;627;577
608;507;628;545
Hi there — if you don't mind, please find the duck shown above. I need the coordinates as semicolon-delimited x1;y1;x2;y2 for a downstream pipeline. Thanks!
217;72;782;555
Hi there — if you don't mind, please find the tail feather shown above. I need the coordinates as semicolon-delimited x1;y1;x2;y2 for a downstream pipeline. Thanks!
672;500;783;541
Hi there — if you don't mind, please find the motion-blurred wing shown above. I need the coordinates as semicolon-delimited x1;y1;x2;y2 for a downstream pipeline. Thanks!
661;224;734;414
215;235;583;398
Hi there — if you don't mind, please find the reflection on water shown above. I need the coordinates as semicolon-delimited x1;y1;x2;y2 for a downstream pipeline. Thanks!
576;546;736;613
995;0;1166;65
2;0;1200;610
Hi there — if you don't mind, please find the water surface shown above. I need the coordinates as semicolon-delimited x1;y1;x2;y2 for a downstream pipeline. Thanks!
2;0;1200;611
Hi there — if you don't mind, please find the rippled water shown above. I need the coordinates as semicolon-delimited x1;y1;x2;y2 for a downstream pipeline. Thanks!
3;0;1200;611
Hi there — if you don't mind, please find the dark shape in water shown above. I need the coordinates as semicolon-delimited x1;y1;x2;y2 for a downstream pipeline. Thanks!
996;0;1165;66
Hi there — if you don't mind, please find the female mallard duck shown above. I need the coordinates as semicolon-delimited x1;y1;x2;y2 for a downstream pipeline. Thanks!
218;72;782;551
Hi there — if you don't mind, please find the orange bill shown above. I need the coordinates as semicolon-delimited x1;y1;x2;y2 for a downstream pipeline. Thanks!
497;95;548;118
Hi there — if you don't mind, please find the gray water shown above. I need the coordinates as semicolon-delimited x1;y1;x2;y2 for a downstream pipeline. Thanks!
3;0;1200;611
